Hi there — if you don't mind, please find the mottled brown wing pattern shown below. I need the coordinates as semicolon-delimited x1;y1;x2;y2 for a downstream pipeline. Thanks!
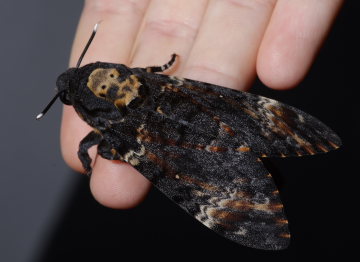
140;73;341;158
139;148;290;250
61;59;341;250
99;110;290;250
47;23;343;251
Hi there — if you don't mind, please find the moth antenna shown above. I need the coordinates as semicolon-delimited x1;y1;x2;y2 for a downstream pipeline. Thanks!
36;91;64;120
36;22;102;120
76;21;101;68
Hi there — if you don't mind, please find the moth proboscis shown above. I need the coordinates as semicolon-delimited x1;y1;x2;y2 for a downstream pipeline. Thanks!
37;23;341;250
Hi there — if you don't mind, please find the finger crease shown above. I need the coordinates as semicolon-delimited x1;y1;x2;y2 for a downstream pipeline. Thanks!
144;19;198;40
223;0;276;11
86;0;147;17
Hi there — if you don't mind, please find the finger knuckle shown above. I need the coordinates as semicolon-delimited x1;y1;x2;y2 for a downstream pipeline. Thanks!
144;19;198;40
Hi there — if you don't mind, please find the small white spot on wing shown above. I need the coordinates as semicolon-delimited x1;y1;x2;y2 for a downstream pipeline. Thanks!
298;114;305;123
234;227;247;236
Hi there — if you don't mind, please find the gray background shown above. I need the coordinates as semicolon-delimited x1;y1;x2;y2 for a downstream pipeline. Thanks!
0;1;82;261
0;1;356;261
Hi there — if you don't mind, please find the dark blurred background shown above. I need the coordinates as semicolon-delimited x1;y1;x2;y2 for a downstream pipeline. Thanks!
0;1;356;261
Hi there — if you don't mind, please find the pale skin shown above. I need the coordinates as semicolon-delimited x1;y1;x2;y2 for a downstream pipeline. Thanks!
61;0;343;209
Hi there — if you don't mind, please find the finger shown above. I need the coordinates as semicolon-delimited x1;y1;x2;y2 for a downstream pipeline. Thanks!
182;0;276;90
70;0;150;65
90;160;151;209
62;0;149;172
90;0;208;208
257;0;343;89
61;0;151;208
131;0;208;71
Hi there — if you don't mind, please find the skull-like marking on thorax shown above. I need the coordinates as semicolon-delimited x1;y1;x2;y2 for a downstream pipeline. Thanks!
87;68;142;108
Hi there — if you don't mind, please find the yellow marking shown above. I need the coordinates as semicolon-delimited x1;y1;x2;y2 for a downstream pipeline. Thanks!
164;83;180;92
122;145;145;166
136;131;152;143
328;140;340;149
209;209;240;222
267;173;272;177
242;107;259;119
253;203;283;212
280;153;286;158
272;121;316;155
180;175;218;191
136;124;149;143
206;146;228;152
271;117;295;136
129;158;140;166
110;149;117;156
276;219;288;224
292;134;313;152
273;108;284;118
87;68;121;97
156;106;164;114
303;145;316;155
272;190;279;195
175;175;180;179
219;122;235;136
196;144;205;150
279;233;291;239
87;68;142;108
317;143;329;152
236;146;250;152
223;200;283;213
261;153;268;158
270;115;321;156
114;75;142;108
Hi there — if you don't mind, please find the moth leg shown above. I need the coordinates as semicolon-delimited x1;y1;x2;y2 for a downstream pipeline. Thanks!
145;53;177;73
98;140;121;160
78;131;102;175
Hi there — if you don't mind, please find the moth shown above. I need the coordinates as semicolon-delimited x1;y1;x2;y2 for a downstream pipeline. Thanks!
37;23;341;250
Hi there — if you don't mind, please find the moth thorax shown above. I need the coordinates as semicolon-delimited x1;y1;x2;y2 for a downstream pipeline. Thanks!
87;68;142;108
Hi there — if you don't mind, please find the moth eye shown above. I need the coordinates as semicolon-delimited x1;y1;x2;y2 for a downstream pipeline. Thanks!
110;74;115;78
101;85;107;89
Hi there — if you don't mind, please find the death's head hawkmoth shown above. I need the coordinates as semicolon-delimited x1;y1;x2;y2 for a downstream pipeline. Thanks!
38;23;341;250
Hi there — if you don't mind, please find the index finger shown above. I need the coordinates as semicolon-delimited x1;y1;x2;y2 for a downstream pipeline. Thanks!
61;0;152;209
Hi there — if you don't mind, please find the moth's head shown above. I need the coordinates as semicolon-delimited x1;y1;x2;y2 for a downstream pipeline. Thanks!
56;68;77;105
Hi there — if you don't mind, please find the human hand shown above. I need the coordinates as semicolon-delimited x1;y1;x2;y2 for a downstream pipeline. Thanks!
61;0;343;209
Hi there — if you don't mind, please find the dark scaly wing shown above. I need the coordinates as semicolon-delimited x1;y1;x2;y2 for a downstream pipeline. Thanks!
137;72;341;158
104;111;290;250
